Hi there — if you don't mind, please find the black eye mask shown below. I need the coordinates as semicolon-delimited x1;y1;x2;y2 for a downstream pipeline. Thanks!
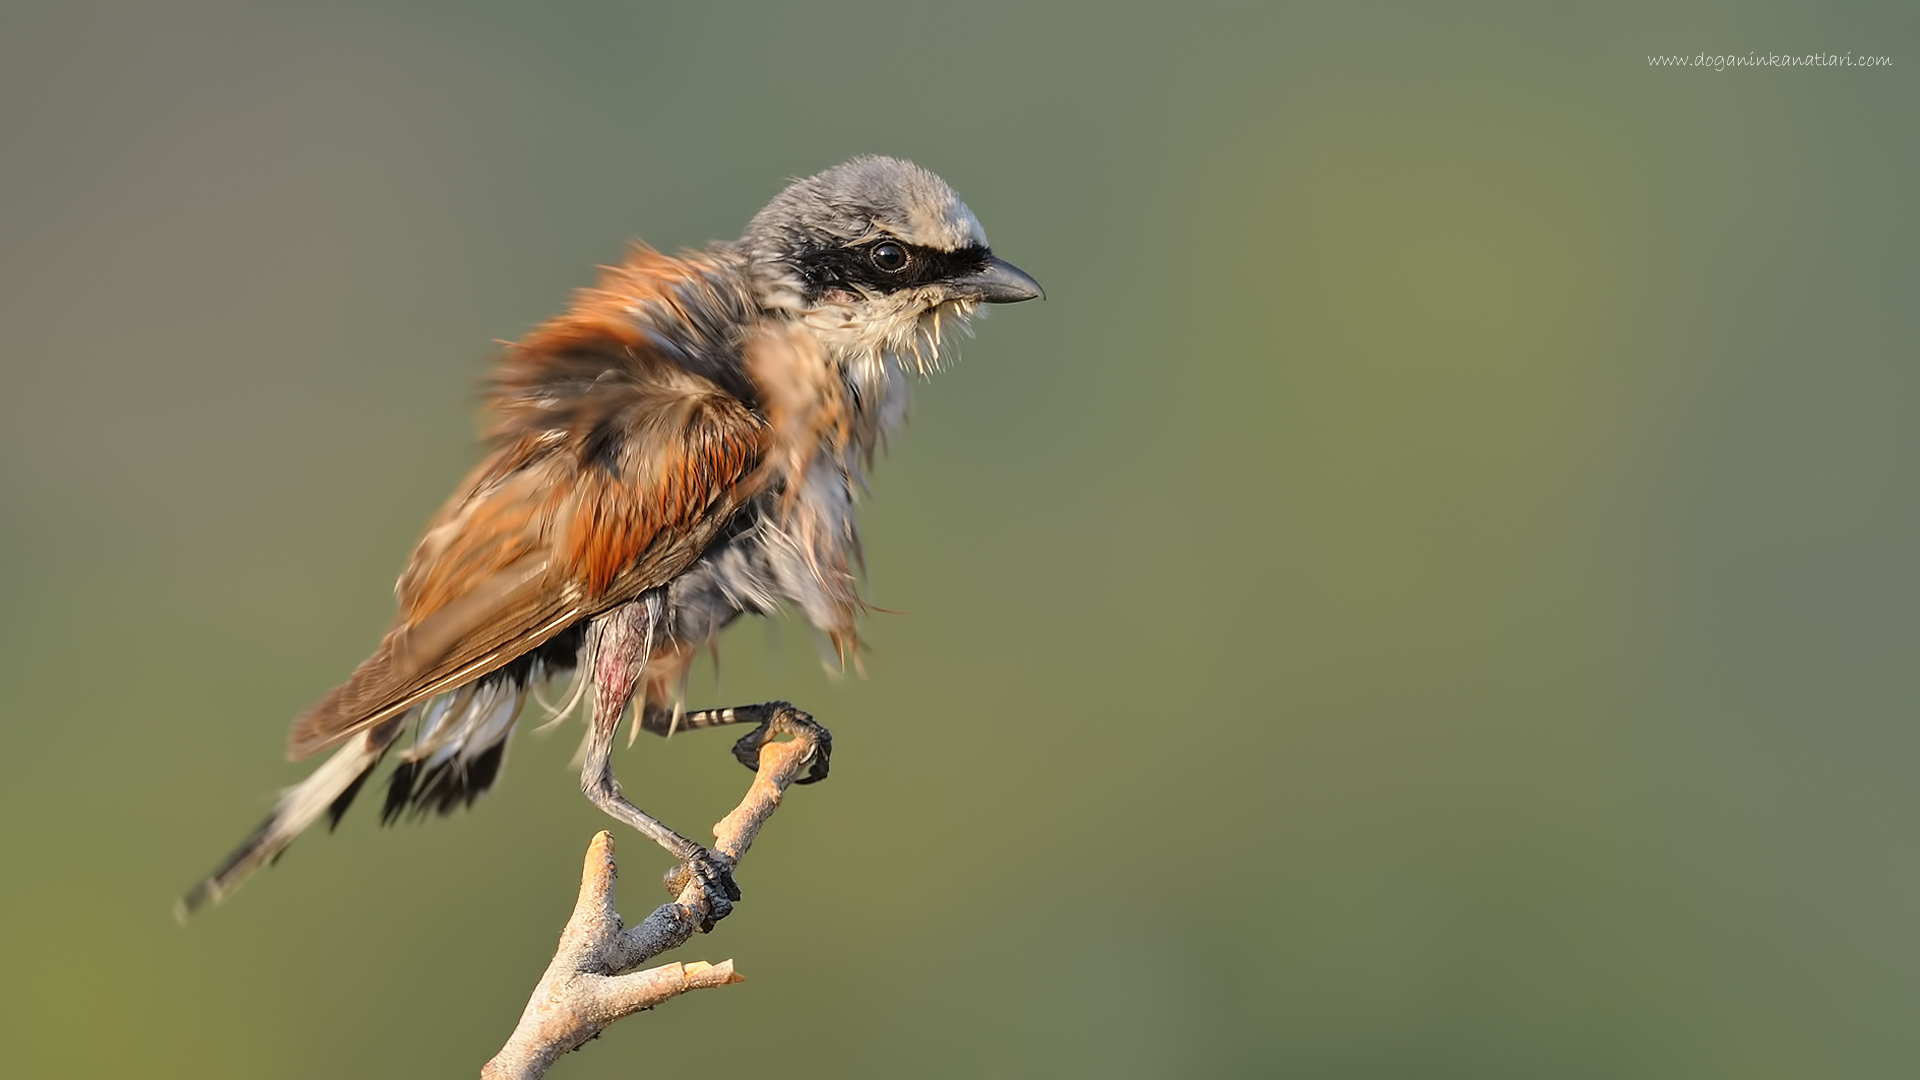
792;240;994;301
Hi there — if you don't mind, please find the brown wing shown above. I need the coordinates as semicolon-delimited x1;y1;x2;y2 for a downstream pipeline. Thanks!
286;247;773;760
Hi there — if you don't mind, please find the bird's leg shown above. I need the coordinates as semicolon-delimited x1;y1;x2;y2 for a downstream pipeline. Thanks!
638;701;833;785
581;609;739;932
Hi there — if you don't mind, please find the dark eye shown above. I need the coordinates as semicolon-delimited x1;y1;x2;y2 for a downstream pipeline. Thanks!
870;242;909;273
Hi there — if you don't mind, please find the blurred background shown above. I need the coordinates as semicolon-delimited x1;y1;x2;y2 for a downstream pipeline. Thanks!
2;1;1916;1076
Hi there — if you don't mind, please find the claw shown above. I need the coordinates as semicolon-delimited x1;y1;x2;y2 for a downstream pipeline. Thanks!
663;848;739;932
730;703;833;784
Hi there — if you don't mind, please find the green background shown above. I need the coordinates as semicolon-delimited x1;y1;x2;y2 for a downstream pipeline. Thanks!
2;2;1915;1076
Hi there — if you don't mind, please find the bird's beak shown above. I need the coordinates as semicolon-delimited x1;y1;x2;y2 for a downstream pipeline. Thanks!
952;257;1044;304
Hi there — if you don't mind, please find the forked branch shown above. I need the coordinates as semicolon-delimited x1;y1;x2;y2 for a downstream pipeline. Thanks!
482;727;824;1079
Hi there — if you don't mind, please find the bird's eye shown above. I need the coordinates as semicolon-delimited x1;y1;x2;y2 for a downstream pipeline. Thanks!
870;242;909;273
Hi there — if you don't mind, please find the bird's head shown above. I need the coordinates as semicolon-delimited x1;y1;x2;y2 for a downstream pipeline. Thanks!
740;156;1042;369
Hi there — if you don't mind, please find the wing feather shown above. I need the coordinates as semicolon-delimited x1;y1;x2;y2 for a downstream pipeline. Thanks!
287;248;771;760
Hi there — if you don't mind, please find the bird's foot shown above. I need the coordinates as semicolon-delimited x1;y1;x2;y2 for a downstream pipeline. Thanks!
663;847;740;933
730;702;832;785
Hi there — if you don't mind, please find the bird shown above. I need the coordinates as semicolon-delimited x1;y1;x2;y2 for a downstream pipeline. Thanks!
179;156;1042;927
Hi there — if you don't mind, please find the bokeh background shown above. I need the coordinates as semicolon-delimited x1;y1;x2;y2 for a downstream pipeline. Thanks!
2;1;1916;1076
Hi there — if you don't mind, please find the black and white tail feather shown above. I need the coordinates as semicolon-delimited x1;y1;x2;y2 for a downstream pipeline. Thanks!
176;628;588;918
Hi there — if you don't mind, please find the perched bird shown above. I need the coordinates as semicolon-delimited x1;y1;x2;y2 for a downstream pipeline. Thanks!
180;156;1042;926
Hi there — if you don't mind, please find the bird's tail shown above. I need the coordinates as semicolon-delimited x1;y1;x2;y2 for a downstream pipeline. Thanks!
176;717;402;920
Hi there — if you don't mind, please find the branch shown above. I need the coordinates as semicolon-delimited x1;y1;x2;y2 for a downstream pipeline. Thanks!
482;727;823;1079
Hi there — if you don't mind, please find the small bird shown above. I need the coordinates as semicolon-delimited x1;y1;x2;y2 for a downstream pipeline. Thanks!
180;156;1041;925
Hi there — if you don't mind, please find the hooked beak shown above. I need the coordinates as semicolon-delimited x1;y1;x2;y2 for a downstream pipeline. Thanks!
952;256;1044;304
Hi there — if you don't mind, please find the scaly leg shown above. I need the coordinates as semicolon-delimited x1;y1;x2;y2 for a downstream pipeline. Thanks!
638;701;833;785
581;605;739;931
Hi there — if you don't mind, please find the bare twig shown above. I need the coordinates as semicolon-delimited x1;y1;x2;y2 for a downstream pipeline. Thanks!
482;727;823;1079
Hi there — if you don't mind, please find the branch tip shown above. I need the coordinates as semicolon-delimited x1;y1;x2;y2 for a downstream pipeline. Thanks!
485;722;823;1077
